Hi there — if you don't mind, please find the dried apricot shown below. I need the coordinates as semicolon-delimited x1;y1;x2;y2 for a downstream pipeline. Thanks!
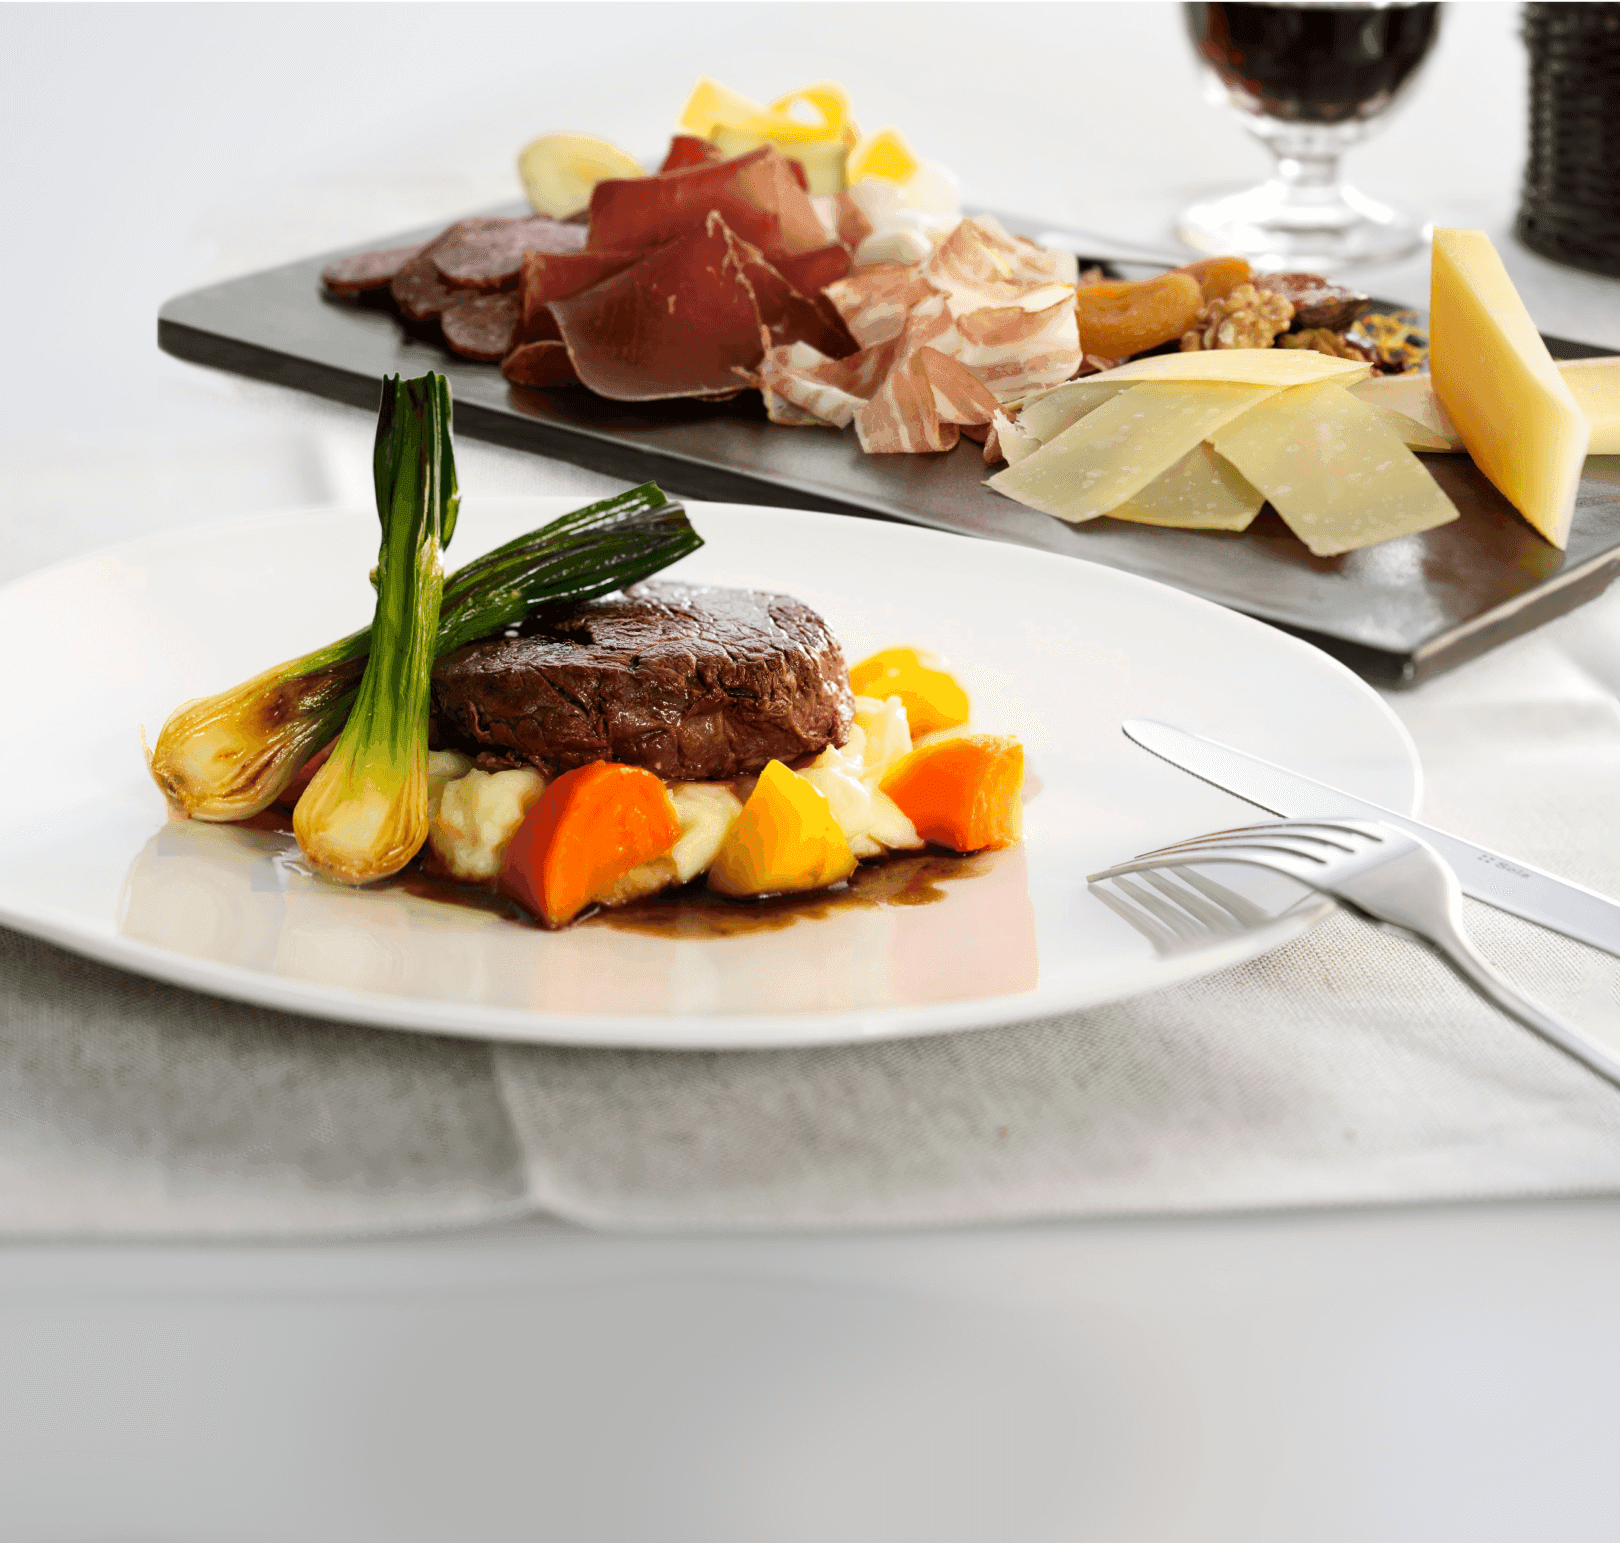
1072;272;1203;361
1174;255;1253;305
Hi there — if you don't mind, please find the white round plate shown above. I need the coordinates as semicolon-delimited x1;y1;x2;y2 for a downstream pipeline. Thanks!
0;498;1418;1049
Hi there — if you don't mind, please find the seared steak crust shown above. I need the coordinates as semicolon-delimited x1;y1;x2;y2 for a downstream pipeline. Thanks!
431;581;854;780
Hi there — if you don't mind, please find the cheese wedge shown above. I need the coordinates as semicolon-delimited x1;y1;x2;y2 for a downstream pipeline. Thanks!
1106;443;1266;531
988;381;1278;523
1210;382;1459;557
1558;356;1620;455
1430;229;1589;547
1090;349;1370;388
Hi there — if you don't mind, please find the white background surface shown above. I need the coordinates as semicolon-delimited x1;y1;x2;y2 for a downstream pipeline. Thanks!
5;4;1620;1538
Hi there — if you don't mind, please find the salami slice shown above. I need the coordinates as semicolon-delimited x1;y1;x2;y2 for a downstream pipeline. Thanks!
442;291;520;361
391;251;469;320
321;242;427;294
391;217;510;319
432;215;589;292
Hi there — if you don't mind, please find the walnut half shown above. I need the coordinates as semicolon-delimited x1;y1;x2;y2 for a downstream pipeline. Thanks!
1180;283;1295;351
1278;327;1374;361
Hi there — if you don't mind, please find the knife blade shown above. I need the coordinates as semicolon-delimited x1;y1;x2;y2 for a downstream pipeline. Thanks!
1123;717;1620;960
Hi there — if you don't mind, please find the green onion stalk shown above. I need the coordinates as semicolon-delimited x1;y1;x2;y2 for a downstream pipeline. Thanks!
148;429;699;826
293;373;456;884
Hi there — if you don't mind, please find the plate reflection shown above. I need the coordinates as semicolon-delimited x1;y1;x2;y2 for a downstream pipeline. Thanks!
118;820;1039;1023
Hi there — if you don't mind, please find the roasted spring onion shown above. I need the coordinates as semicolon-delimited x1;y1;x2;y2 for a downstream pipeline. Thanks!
434;482;698;653
291;374;454;884
149;470;700;822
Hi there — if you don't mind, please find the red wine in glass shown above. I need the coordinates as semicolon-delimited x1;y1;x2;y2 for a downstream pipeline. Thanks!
1179;1;1443;270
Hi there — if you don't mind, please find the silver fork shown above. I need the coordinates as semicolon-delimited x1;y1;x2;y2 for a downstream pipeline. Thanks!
1089;818;1620;1092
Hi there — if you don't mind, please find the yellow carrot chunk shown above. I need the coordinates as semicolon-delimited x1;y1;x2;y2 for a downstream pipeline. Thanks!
708;760;856;897
848;647;970;738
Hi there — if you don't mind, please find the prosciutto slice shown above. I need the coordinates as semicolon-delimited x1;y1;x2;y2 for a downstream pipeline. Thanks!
504;340;578;389
659;135;725;172
586;144;849;288
546;213;812;401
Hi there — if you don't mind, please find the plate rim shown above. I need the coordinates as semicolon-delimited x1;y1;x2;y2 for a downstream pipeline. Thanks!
0;496;1417;1050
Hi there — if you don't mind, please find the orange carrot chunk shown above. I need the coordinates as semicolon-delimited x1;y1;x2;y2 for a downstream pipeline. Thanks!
879;734;1024;853
499;760;680;928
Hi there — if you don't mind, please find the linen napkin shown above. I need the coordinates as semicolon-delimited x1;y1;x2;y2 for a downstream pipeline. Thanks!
5;412;1620;1238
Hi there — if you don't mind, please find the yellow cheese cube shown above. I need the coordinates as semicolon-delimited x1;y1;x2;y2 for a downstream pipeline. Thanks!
1430;229;1589;548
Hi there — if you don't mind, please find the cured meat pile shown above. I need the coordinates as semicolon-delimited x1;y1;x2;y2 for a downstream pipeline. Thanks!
322;135;1081;453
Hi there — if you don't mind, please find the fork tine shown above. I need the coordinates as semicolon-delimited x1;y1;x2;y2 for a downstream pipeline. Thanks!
1136;870;1247;934
1134;825;1364;862
1112;874;1216;943
1086;845;1299;884
1089;880;1187;953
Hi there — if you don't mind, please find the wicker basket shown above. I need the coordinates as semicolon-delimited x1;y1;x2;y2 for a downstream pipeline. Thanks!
1516;3;1620;277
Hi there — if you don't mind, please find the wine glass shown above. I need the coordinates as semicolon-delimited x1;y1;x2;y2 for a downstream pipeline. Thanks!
1178;0;1443;271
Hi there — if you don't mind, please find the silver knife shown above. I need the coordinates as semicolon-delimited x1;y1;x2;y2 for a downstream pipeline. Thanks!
1123;717;1620;960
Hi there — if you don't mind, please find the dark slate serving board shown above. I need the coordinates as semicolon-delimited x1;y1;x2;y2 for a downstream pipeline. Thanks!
157;210;1620;687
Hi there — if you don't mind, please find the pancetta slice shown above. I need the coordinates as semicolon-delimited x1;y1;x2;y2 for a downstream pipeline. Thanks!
754;342;870;428
952;298;1083;403
856;345;1003;454
822;263;936;348
922;215;1080;315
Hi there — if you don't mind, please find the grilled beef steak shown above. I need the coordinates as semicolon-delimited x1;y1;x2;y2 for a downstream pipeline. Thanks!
431;581;854;781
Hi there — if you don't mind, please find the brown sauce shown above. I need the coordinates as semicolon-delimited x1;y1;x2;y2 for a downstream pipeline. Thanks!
586;848;1000;938
367;846;1001;935
382;867;528;920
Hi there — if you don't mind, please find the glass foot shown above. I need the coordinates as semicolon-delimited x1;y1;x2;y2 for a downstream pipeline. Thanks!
1177;180;1429;273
